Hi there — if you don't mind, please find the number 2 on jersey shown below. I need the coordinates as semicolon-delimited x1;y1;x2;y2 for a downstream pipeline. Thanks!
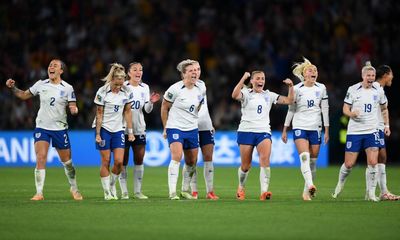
50;97;55;106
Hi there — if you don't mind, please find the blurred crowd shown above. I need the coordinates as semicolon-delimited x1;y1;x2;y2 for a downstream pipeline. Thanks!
1;0;399;163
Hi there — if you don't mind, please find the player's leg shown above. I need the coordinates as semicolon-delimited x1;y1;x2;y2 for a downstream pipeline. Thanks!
257;136;272;201
31;128;50;200
181;148;198;200
365;145;379;202
54;130;82;200
133;143;148;199
32;141;49;200
119;136;131;199
332;135;359;198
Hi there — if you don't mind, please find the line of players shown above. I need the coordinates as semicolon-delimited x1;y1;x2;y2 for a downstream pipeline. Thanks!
5;58;398;201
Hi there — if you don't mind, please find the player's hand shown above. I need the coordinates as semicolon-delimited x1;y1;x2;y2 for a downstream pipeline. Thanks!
350;110;360;120
281;131;288;143
384;126;391;137
128;133;135;142
242;72;251;80
163;129;167;139
283;78;293;87
150;92;160;103
6;79;15;88
324;133;330;144
69;105;78;115
95;134;102;143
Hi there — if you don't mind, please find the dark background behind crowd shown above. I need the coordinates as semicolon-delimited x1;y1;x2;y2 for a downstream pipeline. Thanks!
1;0;399;165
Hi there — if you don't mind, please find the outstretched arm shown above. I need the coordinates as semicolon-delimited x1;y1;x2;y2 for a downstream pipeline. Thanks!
5;79;33;100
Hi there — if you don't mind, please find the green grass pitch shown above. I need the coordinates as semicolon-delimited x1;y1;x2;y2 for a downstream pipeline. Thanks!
0;166;399;240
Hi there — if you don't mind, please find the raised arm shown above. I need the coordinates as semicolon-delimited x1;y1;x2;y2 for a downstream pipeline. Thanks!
161;99;172;139
5;79;33;100
144;92;160;113
232;72;251;100
276;78;294;105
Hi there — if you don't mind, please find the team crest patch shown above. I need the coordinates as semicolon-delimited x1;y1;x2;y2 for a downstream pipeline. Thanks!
167;92;173;99
315;91;320;98
295;130;301;137
379;139;385;145
172;134;179;140
35;132;41;138
60;90;65;96
129;93;134;99
198;95;203;101
346;141;352;149
99;140;106;147
373;95;378;101
123;99;127;104
141;92;145;99
264;96;270;103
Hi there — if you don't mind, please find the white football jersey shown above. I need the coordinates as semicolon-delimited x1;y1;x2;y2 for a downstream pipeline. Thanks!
344;82;386;134
163;81;206;131
291;82;328;130
124;81;151;135
92;84;134;132
29;79;76;130
197;80;213;131
238;88;279;134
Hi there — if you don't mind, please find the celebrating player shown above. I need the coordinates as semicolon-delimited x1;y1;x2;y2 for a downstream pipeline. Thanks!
232;71;294;200
5;59;83;201
332;61;387;202
161;60;206;200
93;63;135;200
118;62;160;200
281;58;329;201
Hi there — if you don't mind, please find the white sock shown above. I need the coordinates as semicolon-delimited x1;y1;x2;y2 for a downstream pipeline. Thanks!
182;164;195;192
34;168;46;195
134;164;144;194
101;175;110;194
377;163;388;194
110;172;119;195
310;157;317;181
238;167;249;188
168;160;180;196
62;160;78;192
119;166;128;194
260;167;271;193
367;165;378;198
365;167;368;193
190;169;198;193
204;161;214;193
299;152;313;188
338;163;351;185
